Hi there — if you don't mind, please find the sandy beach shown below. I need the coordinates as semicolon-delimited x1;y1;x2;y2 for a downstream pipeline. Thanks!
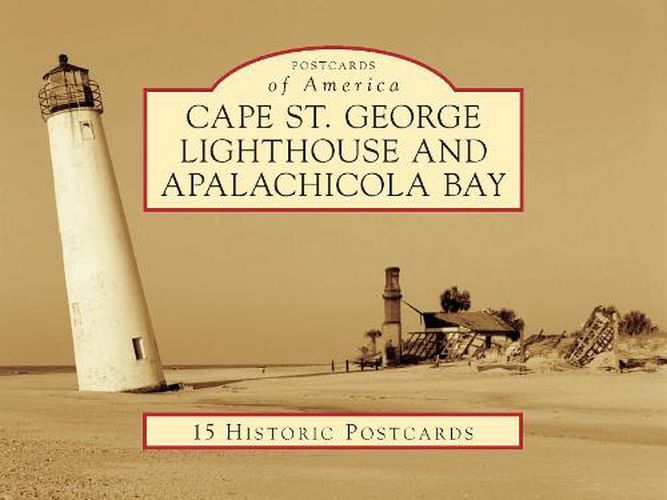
1;365;665;499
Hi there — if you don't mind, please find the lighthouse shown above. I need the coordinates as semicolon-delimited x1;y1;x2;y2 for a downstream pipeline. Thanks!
39;55;166;392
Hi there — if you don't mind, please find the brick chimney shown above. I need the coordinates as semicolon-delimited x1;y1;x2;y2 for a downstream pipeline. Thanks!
382;267;402;365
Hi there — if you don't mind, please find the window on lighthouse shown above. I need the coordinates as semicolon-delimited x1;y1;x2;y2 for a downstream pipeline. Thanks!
132;337;146;361
80;120;94;140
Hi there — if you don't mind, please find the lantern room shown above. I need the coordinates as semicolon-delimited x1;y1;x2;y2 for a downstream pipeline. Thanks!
38;54;103;119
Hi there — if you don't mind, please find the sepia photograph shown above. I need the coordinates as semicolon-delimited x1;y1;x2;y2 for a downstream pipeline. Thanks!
1;1;665;498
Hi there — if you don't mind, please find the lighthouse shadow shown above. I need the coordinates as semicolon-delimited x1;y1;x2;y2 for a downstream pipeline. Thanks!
189;379;237;390
181;370;337;392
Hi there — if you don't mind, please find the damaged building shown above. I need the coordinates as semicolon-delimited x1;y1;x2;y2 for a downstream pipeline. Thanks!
376;268;665;371
402;311;519;364
379;266;518;365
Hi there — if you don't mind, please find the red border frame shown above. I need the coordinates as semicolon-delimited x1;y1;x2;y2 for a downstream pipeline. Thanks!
142;411;524;450
143;45;524;213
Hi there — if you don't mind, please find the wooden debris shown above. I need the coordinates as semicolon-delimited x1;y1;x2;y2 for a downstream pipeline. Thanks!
402;331;489;363
619;356;667;372
565;306;619;367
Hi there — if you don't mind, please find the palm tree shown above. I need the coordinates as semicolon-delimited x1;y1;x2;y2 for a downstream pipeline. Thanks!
365;329;383;355
440;286;471;313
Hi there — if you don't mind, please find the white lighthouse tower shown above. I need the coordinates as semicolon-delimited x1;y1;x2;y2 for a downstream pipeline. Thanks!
39;55;166;392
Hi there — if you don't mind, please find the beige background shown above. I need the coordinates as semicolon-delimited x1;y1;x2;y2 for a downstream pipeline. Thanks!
0;0;665;365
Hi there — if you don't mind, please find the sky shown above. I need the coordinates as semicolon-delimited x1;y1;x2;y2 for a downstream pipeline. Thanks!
0;0;665;365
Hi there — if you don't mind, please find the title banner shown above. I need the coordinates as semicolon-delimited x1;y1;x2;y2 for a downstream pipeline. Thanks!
144;46;523;212
143;413;523;449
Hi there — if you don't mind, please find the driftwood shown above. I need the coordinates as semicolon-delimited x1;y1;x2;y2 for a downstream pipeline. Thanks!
619;356;667;372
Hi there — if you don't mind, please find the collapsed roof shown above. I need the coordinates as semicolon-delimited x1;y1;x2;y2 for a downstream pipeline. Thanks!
423;311;517;335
